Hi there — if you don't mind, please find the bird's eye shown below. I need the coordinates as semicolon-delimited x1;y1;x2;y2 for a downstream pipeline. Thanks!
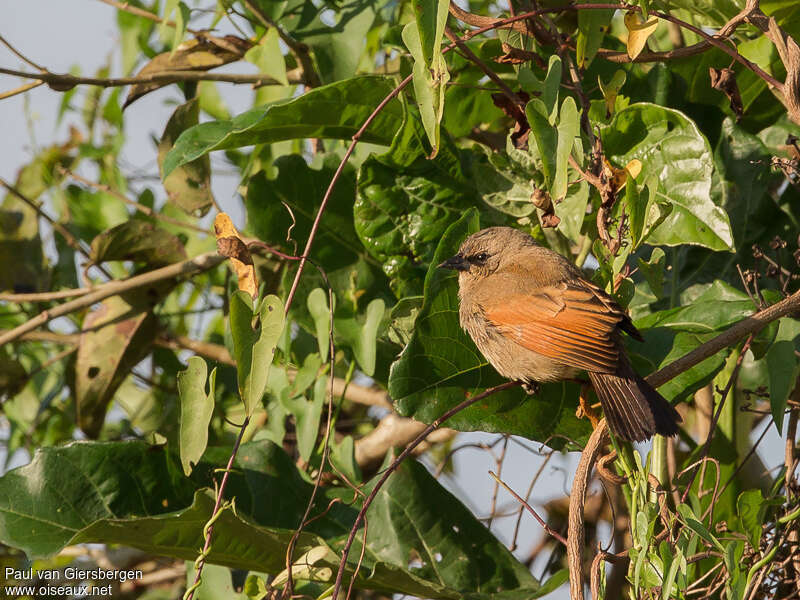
470;252;489;263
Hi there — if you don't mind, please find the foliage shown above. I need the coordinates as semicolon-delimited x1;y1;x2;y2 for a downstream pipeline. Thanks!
1;0;800;599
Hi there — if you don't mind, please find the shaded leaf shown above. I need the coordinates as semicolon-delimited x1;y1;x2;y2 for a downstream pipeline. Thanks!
90;220;186;267
766;317;800;431
158;97;214;217
75;286;172;437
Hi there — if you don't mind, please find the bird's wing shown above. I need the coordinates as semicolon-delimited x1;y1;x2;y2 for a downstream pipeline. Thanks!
483;279;627;373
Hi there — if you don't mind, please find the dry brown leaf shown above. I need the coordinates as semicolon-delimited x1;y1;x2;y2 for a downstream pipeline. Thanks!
709;67;744;120
123;34;252;109
214;213;257;299
603;158;642;192
624;11;659;60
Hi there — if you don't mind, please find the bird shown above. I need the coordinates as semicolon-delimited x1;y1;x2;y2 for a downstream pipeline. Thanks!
438;226;680;442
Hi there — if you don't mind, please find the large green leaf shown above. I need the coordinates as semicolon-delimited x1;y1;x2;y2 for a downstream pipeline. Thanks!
601;103;734;251
766;318;800;431
354;112;482;296
177;357;216;476
162;76;404;176
245;154;362;272
389;209;592;448
0;440;542;598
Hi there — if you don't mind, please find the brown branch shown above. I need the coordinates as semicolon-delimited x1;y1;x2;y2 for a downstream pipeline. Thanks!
568;421;609;600
0;252;224;346
646;288;800;389
0;289;92;302
330;381;522;600
0;80;44;100
0;66;302;91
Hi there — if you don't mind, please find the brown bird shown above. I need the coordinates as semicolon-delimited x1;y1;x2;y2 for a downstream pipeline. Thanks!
438;227;680;442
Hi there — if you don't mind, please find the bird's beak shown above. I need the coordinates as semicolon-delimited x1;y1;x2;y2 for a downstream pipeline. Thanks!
438;254;470;271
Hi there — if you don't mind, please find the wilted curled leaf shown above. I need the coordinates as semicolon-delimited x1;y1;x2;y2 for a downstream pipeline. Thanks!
624;11;659;60
531;188;560;228
214;212;257;299
709;67;744;120
603;158;642;193
492;91;531;148
598;70;626;117
123;34;252;109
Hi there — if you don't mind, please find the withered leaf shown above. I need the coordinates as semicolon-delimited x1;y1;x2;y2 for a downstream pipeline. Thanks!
214;213;257;299
709;67;743;120
123;34;252;109
492;90;531;148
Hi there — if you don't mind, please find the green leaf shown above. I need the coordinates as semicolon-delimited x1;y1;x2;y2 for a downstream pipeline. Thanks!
293;377;326;462
158;98;214;217
736;489;765;547
307;288;332;363
171;1;190;52
354;112;480;296
676;504;724;551
626;175;672;249
637;247;665;298
389;209;591;447
526;99;557;192
553;97;579;201
402;21;450;157
542;55;562;122
766;318;800;431
177;357;216;476
0;440;542;599
337;298;385;376
245;154;362;273
411;0;448;67
601;103;734;250
300;3;376;84
229;293;286;417
163;76;404;176
245;27;288;86
90;220;186;267
577;3;613;67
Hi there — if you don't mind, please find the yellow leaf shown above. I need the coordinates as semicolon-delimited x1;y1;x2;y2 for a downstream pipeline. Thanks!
214;213;258;299
624;11;659;60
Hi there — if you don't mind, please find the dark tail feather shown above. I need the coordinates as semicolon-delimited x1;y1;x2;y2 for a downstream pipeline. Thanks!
588;370;681;442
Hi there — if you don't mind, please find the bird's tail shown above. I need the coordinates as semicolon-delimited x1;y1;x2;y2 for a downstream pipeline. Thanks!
588;368;681;442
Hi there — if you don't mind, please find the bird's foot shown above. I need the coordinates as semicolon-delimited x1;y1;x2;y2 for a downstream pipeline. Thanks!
522;380;540;395
576;384;600;428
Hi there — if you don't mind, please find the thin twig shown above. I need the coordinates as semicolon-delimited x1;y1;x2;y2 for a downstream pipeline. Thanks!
96;0;202;34
0;252;224;346
487;469;567;546
0;80;44;100
0;66;301;90
0;34;45;71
